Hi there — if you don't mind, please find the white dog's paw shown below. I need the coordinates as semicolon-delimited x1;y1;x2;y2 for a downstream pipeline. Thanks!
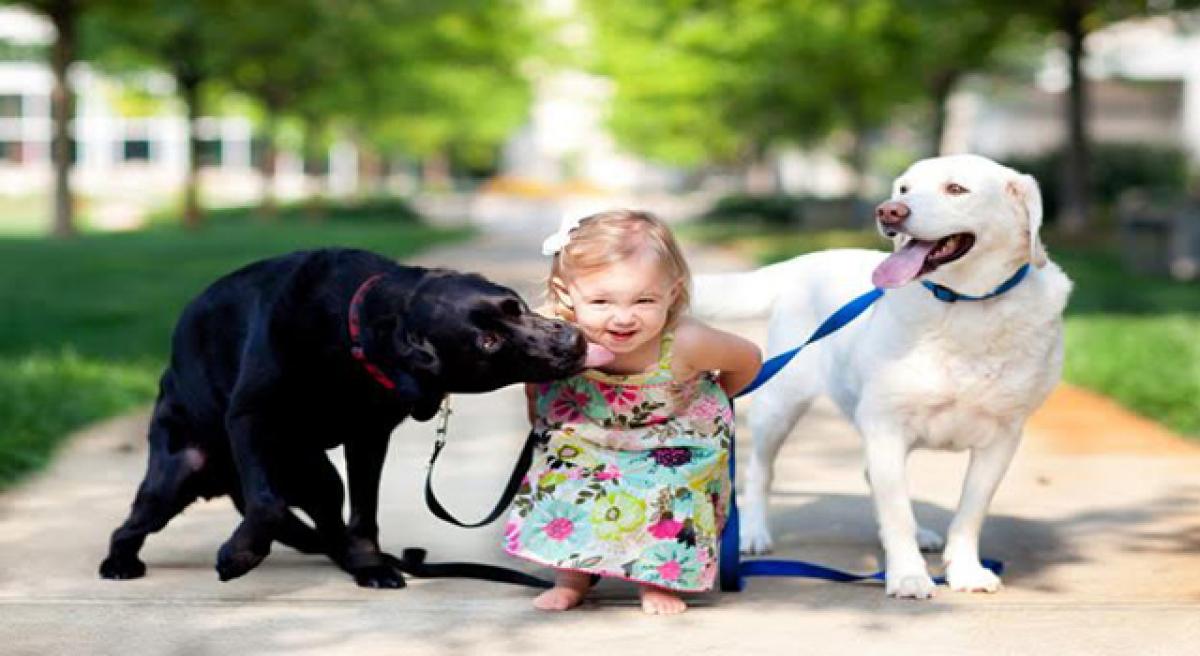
916;527;944;552
946;562;1002;593
739;521;774;555
886;571;937;599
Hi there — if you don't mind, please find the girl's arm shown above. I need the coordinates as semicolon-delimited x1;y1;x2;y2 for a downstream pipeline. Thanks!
672;317;763;396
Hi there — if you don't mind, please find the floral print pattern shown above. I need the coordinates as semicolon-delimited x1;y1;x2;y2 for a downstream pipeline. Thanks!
505;333;733;592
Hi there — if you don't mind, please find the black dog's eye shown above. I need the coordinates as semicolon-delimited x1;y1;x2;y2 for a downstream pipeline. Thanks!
478;332;503;353
945;182;969;195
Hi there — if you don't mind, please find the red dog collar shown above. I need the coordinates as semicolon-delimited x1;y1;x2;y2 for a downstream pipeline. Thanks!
348;273;398;390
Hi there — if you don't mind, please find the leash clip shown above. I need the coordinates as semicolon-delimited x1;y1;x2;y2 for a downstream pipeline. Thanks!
432;397;453;456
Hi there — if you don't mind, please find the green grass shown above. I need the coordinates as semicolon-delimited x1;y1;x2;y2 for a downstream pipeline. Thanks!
0;195;59;236
684;223;1200;438
1063;314;1200;435
0;353;157;487
0;216;471;489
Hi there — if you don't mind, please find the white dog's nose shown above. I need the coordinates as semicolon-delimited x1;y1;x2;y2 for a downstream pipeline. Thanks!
875;200;910;226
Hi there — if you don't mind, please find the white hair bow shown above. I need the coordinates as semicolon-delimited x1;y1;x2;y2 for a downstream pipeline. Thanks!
541;213;584;256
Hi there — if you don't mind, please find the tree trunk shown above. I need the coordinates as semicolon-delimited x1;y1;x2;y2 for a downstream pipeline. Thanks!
180;75;203;230
48;0;77;238
928;69;960;157
302;116;326;219
421;151;451;191
258;112;278;217
847;126;869;198
1059;0;1091;236
739;141;778;195
357;142;382;197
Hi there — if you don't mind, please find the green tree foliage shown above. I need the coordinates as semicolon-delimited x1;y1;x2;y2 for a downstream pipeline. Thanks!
584;0;752;167
893;0;1034;155
84;0;229;228
335;1;537;177
209;0;537;199
585;1;958;185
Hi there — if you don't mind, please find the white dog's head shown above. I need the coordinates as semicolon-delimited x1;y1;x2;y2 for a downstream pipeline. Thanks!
872;154;1048;296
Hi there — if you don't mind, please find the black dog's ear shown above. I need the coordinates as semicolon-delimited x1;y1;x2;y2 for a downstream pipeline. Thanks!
393;329;441;377
386;333;443;420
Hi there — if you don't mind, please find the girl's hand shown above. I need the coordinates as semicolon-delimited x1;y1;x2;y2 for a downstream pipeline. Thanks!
671;317;762;396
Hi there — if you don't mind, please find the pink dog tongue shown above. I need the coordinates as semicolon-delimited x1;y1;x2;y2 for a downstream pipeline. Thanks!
584;342;615;368
872;239;937;288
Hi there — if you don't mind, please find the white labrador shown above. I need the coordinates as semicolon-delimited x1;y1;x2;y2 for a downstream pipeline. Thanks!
693;154;1072;598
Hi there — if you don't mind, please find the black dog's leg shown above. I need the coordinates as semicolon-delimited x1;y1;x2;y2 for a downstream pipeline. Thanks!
228;486;325;556
215;412;290;582
100;413;204;579
283;452;372;569
343;432;405;589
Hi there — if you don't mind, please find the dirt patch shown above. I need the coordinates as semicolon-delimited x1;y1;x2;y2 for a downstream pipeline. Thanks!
1027;384;1200;456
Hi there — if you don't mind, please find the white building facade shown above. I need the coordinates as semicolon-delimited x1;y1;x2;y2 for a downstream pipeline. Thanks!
0;7;358;214
944;16;1200;161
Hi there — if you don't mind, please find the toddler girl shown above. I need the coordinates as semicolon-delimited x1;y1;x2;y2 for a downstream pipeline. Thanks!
504;209;761;615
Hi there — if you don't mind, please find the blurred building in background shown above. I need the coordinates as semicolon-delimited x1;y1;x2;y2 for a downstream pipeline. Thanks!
945;16;1200;160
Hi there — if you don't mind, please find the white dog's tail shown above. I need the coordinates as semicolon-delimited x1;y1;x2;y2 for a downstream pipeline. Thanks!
691;262;791;321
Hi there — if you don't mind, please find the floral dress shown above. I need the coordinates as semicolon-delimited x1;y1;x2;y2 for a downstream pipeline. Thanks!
504;332;734;592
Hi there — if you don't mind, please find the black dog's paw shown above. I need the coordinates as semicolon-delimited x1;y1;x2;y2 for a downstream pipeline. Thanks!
99;556;146;580
353;564;407;589
215;541;269;581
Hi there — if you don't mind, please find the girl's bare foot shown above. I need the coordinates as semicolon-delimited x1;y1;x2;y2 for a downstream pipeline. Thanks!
639;585;687;615
533;571;591;611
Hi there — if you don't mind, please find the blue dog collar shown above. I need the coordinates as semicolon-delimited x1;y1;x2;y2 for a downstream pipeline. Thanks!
921;263;1031;303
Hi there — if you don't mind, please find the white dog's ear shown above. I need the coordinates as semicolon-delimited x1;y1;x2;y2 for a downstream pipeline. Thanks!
1007;174;1048;268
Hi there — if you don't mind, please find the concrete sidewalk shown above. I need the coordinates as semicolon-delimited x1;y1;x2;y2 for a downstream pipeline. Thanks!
2;229;1199;655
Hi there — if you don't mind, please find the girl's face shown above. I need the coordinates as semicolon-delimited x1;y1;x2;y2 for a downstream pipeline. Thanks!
562;247;678;363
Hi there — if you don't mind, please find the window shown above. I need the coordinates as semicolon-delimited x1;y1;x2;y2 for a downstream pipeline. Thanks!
196;138;222;167
0;140;22;163
0;94;21;119
122;139;151;162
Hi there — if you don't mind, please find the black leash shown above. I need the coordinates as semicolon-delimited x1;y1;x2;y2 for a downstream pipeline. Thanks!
412;398;551;588
424;399;542;529
385;549;551;589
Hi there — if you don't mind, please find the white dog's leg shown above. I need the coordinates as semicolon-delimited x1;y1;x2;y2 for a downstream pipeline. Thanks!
740;391;811;555
943;433;1020;593
863;434;935;599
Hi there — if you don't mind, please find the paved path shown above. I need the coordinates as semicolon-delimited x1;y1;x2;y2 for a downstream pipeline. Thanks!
2;226;1199;655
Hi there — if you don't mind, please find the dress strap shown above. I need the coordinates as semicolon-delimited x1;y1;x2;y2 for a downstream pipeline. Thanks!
656;331;675;375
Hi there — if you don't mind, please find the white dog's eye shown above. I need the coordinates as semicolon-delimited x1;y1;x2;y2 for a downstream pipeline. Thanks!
945;183;969;195
898;184;909;194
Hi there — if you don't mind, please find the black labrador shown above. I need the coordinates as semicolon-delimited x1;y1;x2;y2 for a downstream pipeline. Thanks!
99;248;593;588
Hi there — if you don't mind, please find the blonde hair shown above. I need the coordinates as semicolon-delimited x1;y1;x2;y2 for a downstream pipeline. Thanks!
547;209;691;327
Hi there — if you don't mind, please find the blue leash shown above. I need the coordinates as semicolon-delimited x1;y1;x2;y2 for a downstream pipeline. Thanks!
718;271;1025;592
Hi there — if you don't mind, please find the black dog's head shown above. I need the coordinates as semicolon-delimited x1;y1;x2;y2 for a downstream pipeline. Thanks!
372;270;588;417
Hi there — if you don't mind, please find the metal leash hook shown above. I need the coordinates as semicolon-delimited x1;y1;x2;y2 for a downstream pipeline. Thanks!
430;396;453;466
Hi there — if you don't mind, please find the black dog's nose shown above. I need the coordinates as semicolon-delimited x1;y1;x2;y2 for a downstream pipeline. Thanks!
875;200;910;226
